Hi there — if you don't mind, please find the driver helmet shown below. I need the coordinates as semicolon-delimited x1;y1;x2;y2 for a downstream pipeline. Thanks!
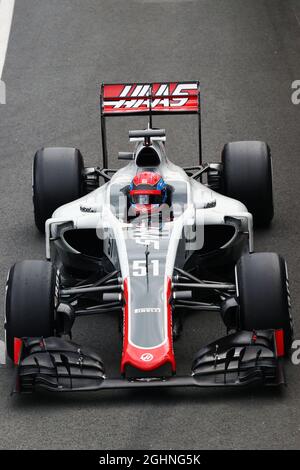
129;171;167;214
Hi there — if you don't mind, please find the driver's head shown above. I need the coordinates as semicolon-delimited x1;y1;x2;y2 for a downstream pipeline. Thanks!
129;171;167;214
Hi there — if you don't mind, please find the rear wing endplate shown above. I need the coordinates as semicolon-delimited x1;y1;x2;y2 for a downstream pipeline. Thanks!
99;81;202;167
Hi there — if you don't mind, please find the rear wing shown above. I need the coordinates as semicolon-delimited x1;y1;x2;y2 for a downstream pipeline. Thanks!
100;81;202;167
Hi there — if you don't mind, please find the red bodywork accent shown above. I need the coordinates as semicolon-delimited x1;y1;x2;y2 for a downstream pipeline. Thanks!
275;329;285;357
121;277;176;373
251;331;257;343
102;82;199;115
14;338;22;365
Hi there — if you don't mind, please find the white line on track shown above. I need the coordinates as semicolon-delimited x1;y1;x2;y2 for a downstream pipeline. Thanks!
0;0;15;79
0;340;5;365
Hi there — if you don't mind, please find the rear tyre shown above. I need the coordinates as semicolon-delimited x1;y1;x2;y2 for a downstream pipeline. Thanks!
236;252;293;355
5;260;57;361
222;141;274;226
33;147;85;233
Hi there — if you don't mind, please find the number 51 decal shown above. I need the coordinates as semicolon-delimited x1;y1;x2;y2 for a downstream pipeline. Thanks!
132;260;160;277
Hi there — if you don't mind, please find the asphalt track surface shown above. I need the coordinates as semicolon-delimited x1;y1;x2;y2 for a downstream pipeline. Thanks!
0;0;300;450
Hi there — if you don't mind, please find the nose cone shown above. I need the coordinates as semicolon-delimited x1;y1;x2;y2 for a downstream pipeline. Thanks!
121;277;176;375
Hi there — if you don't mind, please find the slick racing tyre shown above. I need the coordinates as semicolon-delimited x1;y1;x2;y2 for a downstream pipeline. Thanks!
236;252;293;355
33;147;85;233
5;260;57;361
222;141;274;226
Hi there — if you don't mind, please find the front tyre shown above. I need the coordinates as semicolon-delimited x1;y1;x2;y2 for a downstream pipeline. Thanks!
236;252;293;355
5;260;57;361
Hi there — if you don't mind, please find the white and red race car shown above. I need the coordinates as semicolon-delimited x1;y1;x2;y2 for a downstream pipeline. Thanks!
5;82;293;393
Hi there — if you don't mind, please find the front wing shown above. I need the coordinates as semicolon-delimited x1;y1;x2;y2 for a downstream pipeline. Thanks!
13;330;285;394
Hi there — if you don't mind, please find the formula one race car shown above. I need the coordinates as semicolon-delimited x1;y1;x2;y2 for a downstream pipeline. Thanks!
5;81;293;393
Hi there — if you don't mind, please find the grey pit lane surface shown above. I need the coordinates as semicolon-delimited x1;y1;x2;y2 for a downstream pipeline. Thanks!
0;0;300;450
